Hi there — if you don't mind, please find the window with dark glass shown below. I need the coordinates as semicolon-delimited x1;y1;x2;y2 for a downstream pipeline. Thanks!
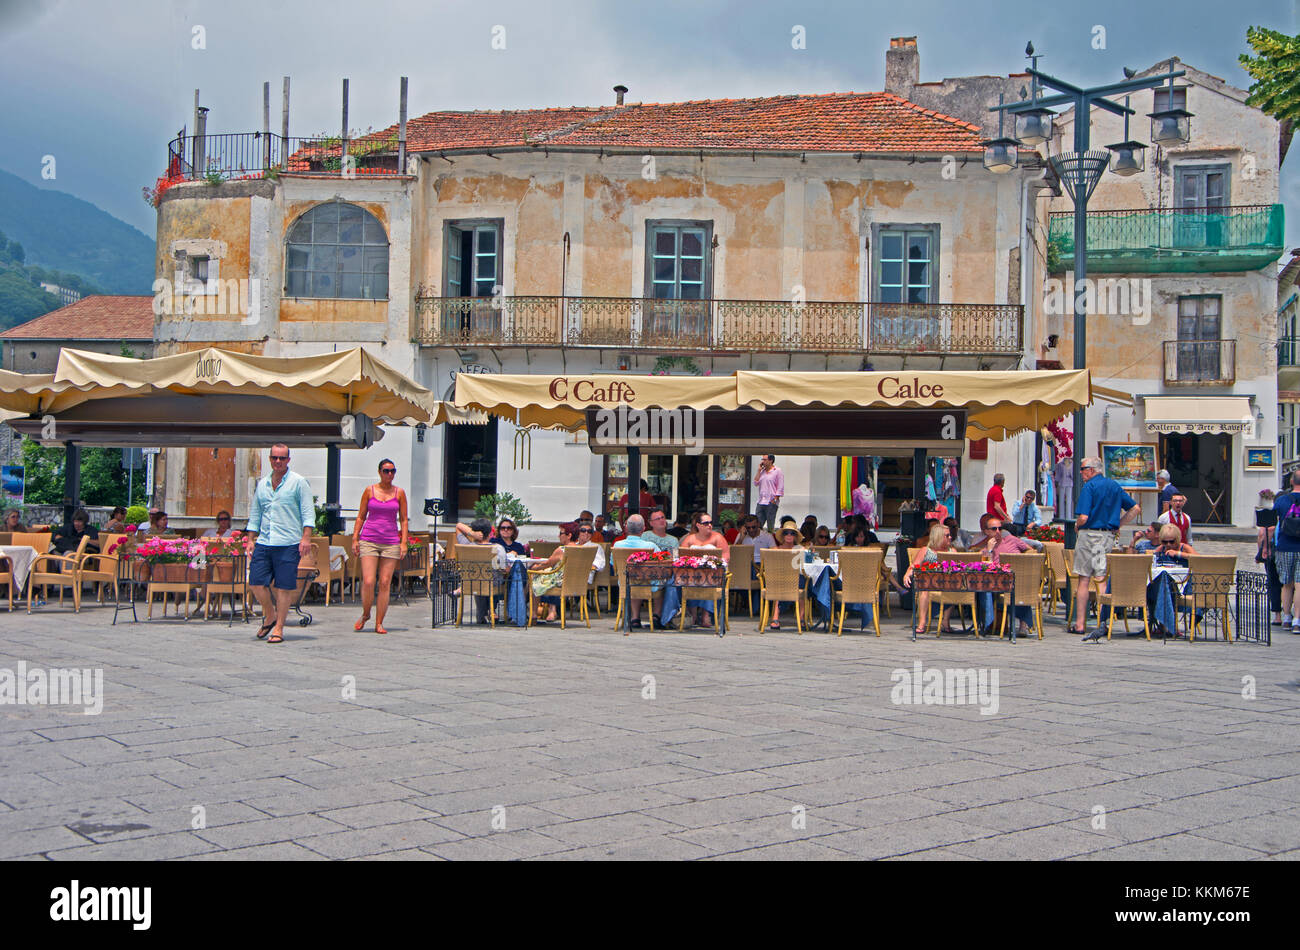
444;221;502;298
285;203;389;299
643;221;712;343
1176;294;1223;380
875;227;936;303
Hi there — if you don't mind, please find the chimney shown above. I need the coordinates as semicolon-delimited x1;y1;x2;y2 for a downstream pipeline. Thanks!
613;84;628;106
885;36;919;97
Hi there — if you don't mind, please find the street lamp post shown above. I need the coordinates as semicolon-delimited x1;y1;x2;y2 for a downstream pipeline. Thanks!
989;47;1190;504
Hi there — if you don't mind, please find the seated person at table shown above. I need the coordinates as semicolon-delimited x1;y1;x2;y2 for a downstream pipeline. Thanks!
138;509;168;535
490;518;528;556
102;507;128;533
53;508;100;558
1008;490;1048;530
1152;523;1197;558
813;525;833;547
800;515;818;544
975;513;1043;637
844;524;879;547
668;511;691;539
202;510;237;538
942;517;975;551
1127;522;1161;554
3;508;28;532
765;524;808;630
645;508;680;553
531;522;577;623
592;514;617;544
903;523;957;636
613;514;659;629
680;511;731;629
575;522;606;582
454;517;506;621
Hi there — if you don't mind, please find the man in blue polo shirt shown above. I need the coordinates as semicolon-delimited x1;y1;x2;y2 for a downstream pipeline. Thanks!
246;442;315;644
1073;456;1141;642
1272;469;1300;632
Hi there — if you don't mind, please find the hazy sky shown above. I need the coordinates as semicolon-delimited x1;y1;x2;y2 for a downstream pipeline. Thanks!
0;0;1296;238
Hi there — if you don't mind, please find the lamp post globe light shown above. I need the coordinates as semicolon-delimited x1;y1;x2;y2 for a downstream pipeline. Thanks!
990;46;1190;505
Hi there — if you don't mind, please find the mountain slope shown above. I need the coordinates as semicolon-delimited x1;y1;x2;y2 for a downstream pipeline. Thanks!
0;168;155;294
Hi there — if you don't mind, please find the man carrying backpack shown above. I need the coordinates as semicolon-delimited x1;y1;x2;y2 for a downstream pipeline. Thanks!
1272;468;1300;633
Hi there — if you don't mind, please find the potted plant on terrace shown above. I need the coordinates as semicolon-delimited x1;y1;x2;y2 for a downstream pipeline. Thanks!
912;559;1014;592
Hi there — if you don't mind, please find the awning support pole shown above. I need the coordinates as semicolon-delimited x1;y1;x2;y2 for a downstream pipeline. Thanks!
627;446;642;519
326;444;341;508
63;441;80;526
913;448;926;511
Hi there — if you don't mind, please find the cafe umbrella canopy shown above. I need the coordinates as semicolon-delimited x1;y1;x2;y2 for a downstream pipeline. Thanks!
0;346;444;522
454;367;1097;513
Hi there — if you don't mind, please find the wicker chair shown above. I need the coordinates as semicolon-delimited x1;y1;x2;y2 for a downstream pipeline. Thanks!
585;542;611;618
529;540;560;559
528;544;598;630
455;545;507;626
1042;542;1068;615
934;550;981;630
0;552;14;611
12;531;52;554
758;547;803;633
812;545;837;561
997;552;1047;639
727;542;758;616
1097;553;1153;640
834;548;883;637
611;546;654;629
678;570;730;631
1180;554;1236;642
27;534;89;613
78;533;128;605
873;543;893;618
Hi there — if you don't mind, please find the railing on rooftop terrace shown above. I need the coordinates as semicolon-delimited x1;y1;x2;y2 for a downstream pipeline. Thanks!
413;295;1024;354
1048;205;1285;273
158;131;405;194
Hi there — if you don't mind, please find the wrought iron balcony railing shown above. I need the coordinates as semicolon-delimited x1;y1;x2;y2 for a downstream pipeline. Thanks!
159;131;405;193
1048;205;1285;273
1163;340;1236;385
413;295;1024;354
1279;336;1300;370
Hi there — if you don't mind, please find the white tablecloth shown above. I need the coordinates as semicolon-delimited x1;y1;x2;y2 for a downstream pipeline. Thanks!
1151;565;1189;584
0;545;36;591
329;545;347;572
798;557;836;580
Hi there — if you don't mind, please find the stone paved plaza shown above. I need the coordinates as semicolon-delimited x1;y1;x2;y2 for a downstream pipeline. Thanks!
2;543;1298;861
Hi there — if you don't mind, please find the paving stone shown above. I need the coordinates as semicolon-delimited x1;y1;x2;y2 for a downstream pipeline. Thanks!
196;814;351;849
296;819;467;859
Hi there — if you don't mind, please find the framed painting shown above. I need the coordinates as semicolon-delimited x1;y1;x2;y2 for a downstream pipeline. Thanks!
1099;442;1159;490
1244;446;1275;471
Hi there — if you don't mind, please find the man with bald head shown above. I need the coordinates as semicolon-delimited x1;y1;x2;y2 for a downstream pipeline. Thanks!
613;513;658;630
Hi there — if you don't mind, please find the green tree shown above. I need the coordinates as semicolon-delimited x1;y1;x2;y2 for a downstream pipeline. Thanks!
18;439;147;508
1240;26;1300;124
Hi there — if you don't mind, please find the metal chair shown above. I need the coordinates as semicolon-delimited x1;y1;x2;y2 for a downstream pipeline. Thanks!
997;552;1047;639
834;548;883;637
1097;553;1154;640
758;547;803;633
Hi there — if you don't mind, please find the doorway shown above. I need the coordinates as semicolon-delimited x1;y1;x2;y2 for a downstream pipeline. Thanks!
1159;433;1231;523
675;455;710;520
445;418;498;519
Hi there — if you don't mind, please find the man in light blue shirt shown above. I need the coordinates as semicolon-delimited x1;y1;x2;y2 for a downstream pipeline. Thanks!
246;442;315;643
1009;489;1048;529
613;513;659;629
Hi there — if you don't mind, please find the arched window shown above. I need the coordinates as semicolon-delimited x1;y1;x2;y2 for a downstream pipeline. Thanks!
285;202;389;299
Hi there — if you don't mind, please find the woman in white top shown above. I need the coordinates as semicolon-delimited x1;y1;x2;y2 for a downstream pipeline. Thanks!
574;522;606;582
201;510;237;538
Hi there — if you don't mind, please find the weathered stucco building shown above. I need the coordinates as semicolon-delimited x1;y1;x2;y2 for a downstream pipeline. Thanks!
151;37;1285;530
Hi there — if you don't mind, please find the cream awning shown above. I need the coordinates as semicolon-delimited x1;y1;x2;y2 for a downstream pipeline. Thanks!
454;373;741;431
453;368;1093;442
734;369;1093;440
0;346;438;425
1142;396;1255;436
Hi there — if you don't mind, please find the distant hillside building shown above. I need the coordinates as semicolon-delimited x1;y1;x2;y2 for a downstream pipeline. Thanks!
38;283;82;308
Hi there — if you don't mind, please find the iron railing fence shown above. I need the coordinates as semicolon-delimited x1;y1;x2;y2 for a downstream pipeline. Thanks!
1162;340;1236;385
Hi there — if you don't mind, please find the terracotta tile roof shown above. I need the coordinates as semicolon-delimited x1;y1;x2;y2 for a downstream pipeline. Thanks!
370;92;984;156
0;295;154;340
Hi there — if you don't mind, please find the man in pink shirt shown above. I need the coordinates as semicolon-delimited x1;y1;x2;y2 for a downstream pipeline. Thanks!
754;455;784;533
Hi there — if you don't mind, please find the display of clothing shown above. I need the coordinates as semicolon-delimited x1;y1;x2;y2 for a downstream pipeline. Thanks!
1054;457;1074;520
925;474;937;502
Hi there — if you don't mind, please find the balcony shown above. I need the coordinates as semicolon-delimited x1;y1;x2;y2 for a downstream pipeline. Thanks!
1279;337;1300;391
1048;205;1284;274
1163;340;1236;385
152;131;407;202
412;295;1024;358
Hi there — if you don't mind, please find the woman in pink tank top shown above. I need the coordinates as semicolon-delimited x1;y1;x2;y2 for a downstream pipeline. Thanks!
352;458;408;635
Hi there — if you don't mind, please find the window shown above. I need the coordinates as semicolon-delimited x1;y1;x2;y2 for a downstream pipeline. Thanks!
875;227;937;303
188;255;210;283
285;202;389;299
1153;87;1188;114
1174;164;1231;248
444;221;502;298
1176;295;1222;380
643;221;712;343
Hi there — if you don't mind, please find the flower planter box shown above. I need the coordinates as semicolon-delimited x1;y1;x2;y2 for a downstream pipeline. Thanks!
673;566;726;588
914;571;1014;594
626;562;675;586
207;560;236;583
152;562;197;583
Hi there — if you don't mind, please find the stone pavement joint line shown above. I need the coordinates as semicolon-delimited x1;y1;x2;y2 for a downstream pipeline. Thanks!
1;567;1297;861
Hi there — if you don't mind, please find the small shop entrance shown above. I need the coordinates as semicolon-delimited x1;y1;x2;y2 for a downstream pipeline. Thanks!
445;417;498;519
1159;432;1231;523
